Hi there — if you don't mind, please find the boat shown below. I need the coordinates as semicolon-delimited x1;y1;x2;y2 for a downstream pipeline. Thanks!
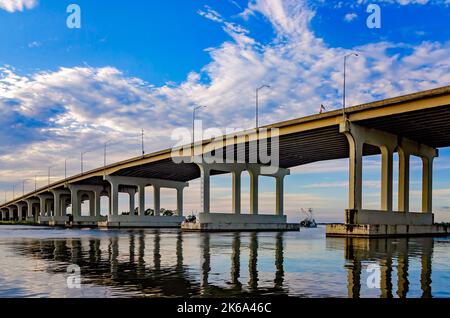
300;208;317;228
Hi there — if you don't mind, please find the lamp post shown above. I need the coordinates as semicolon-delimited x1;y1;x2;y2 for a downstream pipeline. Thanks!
192;105;207;145
104;139;114;169
48;166;55;186
81;150;91;174
141;129;145;157
22;179;28;196
343;53;359;118
256;85;271;129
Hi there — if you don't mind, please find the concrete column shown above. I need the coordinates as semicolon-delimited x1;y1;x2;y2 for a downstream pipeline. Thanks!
57;197;67;216
176;188;183;217
15;205;23;220
250;170;259;215
422;156;434;213
398;150;410;213
275;176;285;216
200;166;210;214
110;182;119;216
88;192;95;217
381;146;394;212
138;185;145;216
153;186;161;216
40;197;46;218
129;190;135;215
53;192;61;218
94;191;101;217
7;207;14;221
70;188;80;217
232;171;241;215
27;202;33;218
348;139;363;211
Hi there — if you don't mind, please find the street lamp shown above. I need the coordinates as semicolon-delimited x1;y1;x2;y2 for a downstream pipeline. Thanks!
256;85;271;129
22;179;29;196
81;150;91;174
48;166;56;186
104;139;114;169
141;129;145;157
64;159;68;180
343;53;359;118
192;105;207;145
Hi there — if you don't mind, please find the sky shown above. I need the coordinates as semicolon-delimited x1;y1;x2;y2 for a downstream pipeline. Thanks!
0;0;450;222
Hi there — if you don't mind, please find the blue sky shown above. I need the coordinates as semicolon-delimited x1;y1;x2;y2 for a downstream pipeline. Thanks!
0;0;450;222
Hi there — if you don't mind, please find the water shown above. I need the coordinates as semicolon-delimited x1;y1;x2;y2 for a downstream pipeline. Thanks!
0;225;449;298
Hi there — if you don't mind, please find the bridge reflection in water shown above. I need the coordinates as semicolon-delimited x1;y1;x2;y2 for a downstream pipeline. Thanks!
9;231;436;298
326;237;434;298
11;231;287;297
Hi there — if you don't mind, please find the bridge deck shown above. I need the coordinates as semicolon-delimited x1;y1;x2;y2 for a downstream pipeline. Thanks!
2;85;450;207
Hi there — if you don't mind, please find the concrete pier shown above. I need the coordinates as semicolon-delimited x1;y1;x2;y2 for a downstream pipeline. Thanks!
99;215;184;228
326;224;450;237
181;161;294;232
181;213;299;232
326;121;447;237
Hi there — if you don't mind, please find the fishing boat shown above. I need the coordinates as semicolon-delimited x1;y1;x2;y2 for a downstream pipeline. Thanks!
300;208;317;228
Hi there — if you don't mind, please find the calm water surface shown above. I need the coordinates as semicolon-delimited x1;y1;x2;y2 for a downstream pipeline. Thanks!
0;225;449;298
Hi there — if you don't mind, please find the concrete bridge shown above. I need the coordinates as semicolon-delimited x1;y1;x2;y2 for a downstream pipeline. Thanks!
1;86;450;236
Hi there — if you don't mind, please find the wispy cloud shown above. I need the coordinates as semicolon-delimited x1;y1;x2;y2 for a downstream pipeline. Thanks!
344;13;358;22
0;0;37;13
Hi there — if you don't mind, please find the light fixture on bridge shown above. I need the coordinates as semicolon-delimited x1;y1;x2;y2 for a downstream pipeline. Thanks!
343;52;359;118
256;84;271;129
192;105;207;146
80;151;91;174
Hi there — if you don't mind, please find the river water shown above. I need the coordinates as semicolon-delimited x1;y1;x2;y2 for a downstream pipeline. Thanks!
0;225;449;298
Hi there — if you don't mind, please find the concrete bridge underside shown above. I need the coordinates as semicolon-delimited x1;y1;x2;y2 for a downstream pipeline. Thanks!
1;86;450;235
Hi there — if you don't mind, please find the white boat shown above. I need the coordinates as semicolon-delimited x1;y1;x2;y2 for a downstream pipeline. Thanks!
300;208;317;228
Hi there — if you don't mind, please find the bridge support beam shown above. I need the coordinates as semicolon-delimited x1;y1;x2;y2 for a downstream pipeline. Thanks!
37;194;53;225
101;176;188;228
67;185;108;227
327;121;443;237
25;199;39;222
182;161;295;232
49;189;71;226
15;203;27;221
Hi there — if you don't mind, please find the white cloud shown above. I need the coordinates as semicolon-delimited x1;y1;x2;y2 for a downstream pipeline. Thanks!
344;13;358;22
0;0;37;13
27;41;41;48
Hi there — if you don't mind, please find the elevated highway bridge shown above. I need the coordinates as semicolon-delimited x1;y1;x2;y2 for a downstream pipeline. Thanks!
1;85;450;236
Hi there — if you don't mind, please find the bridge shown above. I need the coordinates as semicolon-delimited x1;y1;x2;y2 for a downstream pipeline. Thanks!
1;85;450;236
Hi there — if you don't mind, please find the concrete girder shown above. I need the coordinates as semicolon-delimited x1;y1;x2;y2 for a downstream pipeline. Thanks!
340;121;438;225
104;176;189;217
194;161;290;216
